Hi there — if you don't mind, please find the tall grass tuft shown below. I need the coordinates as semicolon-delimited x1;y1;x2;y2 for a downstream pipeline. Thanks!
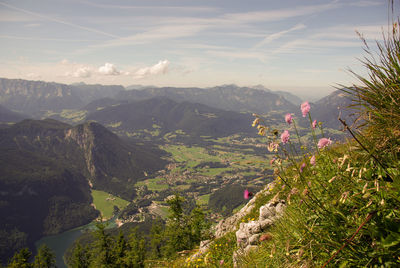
242;14;400;267
344;18;400;162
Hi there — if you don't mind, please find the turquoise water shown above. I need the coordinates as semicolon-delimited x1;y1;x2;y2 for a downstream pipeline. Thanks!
35;217;117;268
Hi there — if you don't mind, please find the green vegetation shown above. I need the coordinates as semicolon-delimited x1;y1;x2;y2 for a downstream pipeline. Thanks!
106;121;122;128
237;22;400;267
196;194;211;206
60;109;87;122
6;245;56;268
135;178;169;191
91;190;130;219
63;195;210;267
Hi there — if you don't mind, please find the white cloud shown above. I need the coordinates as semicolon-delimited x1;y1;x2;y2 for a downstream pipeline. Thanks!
133;60;170;79
60;59;69;65
92;24;206;49
69;67;92;78
0;2;119;38
222;2;339;23
98;63;120;75
349;1;383;7
255;24;306;48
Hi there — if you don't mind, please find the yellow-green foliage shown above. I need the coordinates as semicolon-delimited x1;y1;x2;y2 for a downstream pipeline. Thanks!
106;121;122;128
180;232;237;267
91;190;129;219
196;194;211;206
135;178;169;191
60;109;87;122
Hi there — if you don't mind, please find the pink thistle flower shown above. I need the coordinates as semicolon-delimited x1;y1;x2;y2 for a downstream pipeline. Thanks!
280;130;290;144
318;138;332;149
301;101;310;117
312;120;317;129
244;189;250;199
285;113;293;125
310;155;316;166
300;163;306;173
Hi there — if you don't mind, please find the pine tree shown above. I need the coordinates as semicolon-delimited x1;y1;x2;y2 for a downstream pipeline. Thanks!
124;228;146;268
69;243;90;268
33;245;55;268
7;248;32;268
114;231;128;267
91;222;114;267
189;206;210;246
149;218;165;258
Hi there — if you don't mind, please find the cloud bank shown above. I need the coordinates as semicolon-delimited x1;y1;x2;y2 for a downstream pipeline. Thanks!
133;60;170;79
98;63;120;75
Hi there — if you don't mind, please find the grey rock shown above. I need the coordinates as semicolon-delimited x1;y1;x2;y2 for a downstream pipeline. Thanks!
249;234;262;245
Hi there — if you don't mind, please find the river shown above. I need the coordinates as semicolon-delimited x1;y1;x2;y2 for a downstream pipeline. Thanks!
35;217;118;268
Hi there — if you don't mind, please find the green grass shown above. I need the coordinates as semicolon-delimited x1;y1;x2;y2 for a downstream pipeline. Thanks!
196;194;211;205
199;167;231;176
106;121;122;128
135;177;169;191
60;109;87;122
91;190;130;219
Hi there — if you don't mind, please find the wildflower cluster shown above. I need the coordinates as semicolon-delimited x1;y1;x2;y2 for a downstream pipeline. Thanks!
247;96;400;267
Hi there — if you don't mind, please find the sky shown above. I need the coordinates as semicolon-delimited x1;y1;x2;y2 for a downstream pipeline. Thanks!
0;0;395;99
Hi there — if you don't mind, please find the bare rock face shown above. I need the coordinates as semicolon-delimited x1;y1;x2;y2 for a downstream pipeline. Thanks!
213;186;271;238
233;199;286;267
185;183;286;267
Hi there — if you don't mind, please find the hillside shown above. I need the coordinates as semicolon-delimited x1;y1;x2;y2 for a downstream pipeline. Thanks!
312;89;355;129
0;104;27;123
86;97;257;139
0;119;166;262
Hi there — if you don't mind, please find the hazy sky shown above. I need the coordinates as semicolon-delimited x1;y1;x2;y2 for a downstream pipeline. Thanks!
0;0;393;98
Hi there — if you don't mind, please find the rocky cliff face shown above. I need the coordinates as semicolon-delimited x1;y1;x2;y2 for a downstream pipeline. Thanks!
190;183;286;266
65;123;97;179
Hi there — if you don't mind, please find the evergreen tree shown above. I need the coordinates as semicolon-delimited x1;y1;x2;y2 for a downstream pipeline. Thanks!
124;228;146;268
164;194;192;256
114;231;128;267
91;222;114;267
69;243;90;268
7;248;32;268
149;218;164;259
189;206;210;246
33;245;55;268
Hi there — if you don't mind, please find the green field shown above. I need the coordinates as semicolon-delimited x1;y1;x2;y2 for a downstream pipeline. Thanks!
197;194;211;205
135;177;169;191
91;190;130;219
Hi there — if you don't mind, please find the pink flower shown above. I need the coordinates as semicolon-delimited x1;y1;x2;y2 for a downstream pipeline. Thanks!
244;189;250;199
312;120;317;129
270;158;276;165
318;138;332;149
280;130;290;144
285;113;293;124
300;163;306;173
310;155;316;166
301;101;310;117
220;260;225;265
